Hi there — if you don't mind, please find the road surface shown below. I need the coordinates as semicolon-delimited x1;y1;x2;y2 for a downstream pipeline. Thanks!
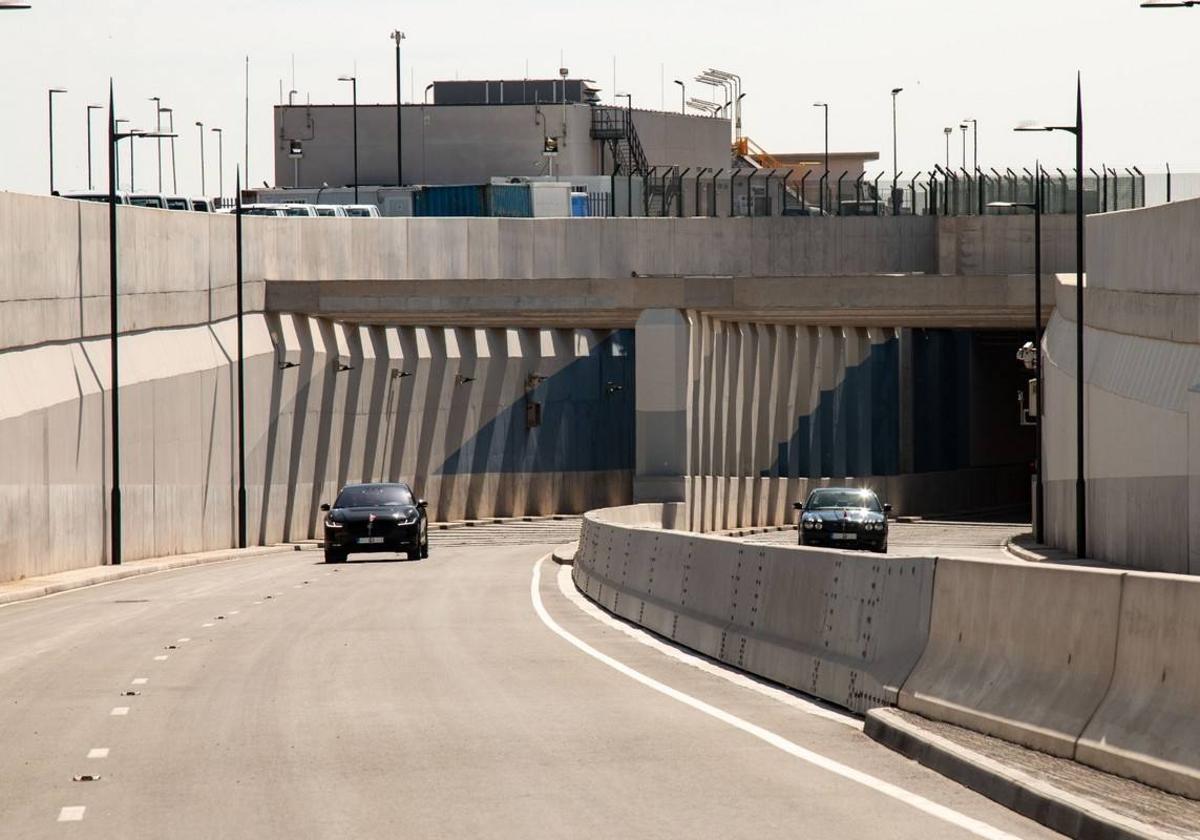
0;521;1058;839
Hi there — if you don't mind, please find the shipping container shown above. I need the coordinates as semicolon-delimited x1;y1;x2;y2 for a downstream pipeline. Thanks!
488;183;533;217
413;184;487;217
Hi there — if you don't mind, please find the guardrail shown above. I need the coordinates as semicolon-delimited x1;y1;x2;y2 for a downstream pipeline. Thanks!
572;504;1200;800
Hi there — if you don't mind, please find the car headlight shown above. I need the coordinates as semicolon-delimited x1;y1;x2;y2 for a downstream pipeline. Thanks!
802;519;814;530
813;520;823;530
325;517;344;529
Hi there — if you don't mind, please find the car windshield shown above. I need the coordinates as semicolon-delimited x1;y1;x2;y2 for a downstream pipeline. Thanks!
130;197;163;208
806;489;881;511
166;199;189;210
335;485;414;508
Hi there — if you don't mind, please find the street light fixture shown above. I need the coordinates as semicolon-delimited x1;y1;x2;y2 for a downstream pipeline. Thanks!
149;96;162;191
673;79;685;114
86;104;102;190
338;75;359;203
987;163;1045;543
943;126;952;169
158;106;177;194
196;121;206;196
1141;1;1200;6
0;3;32;10
891;88;903;187
1014;73;1086;558
211;127;224;201
48;87;67;194
813;102;829;213
391;30;406;186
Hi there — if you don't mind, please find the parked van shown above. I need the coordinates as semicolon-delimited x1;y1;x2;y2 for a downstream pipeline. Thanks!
241;204;287;217
191;198;214;213
129;193;169;209
62;191;131;205
314;205;348;218
341;204;381;218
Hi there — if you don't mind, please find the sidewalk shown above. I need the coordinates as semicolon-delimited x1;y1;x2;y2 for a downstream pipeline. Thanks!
0;544;296;609
867;708;1200;840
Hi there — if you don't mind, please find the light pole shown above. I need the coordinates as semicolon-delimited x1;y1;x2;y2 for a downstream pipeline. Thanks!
160;107;177;194
960;123;968;169
963;117;978;174
48;88;67;194
988;162;1045;543
1015;73;1086;558
86;104;102;190
212;127;224;201
890;88;902;182
338;75;359;203
943;126;952;169
391;30;405;186
114;118;129;190
813;102;828;212
196;121;206;195
674;80;686;114
150;96;162;191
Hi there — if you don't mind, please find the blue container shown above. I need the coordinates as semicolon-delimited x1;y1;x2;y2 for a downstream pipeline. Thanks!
413;184;486;217
570;192;589;217
488;183;533;217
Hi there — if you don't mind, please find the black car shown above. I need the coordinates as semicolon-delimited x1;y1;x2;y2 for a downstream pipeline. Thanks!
794;487;892;553
320;483;429;563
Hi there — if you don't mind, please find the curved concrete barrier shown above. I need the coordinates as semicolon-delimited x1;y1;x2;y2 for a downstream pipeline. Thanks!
1076;573;1200;799
572;504;935;713
898;558;1124;758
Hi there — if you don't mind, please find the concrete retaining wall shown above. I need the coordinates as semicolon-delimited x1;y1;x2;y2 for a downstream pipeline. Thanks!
0;316;633;582
575;504;1200;800
573;504;936;714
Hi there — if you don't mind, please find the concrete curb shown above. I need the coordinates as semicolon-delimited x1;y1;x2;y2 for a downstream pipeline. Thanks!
551;542;578;565
864;708;1173;840
0;545;295;609
434;515;574;531
1004;537;1048;563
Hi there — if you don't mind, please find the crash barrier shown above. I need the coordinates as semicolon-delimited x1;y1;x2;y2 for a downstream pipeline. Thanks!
574;505;1200;800
573;504;935;714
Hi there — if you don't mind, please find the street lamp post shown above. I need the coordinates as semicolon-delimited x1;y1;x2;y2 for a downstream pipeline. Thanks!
391;30;405;186
234;168;247;548
150;96;162;191
48;88;67;194
1015;73;1086;558
212;127;224;202
988;162;1045;543
338;75;359;203
964;117;979;211
943;126;952;170
196;121;206;196
891;88;903;214
813;102;829;212
86;104;102;190
674;80;686;114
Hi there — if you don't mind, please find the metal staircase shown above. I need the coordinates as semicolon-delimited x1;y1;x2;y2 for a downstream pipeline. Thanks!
591;107;649;177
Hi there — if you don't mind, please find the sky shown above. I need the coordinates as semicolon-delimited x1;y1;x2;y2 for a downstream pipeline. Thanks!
0;0;1196;197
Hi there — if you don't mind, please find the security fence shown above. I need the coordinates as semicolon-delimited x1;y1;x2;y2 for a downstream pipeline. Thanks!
608;166;1148;218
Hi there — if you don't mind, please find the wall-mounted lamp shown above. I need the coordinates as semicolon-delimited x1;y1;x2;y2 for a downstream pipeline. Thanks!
335;362;355;373
525;372;548;391
391;369;413;379
605;381;625;394
454;374;475;385
278;361;299;371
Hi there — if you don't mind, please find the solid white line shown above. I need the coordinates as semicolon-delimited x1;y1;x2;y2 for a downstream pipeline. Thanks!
87;748;109;759
554;564;859;729
530;558;1023;840
110;707;129;716
229;610;240;614
201;622;215;628
131;678;148;685
57;806;86;822
153;655;168;661
177;637;190;643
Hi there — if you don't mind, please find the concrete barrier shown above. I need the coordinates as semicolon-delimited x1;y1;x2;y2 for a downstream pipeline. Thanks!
1076;573;1200;799
572;504;935;713
898;558;1124;759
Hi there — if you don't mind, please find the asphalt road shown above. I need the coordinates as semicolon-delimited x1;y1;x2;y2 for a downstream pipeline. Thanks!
742;521;1031;560
0;523;1059;839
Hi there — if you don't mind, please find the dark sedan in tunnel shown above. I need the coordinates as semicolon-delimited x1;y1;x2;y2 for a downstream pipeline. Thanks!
794;487;891;553
321;483;429;563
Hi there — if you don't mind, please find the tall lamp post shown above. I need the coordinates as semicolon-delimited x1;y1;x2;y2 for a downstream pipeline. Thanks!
987;162;1045;543
1015;73;1086;558
891;88;903;214
813;102;829;212
943;126;952;169
674;79;686;114
196;121;206;196
86;104;103;190
338;75;359;203
150;96;162;191
106;82;176;566
48;87;67;194
391;30;405;186
212;127;224;202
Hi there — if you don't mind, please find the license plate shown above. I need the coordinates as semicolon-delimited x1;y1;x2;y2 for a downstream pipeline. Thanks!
357;537;385;545
831;533;857;541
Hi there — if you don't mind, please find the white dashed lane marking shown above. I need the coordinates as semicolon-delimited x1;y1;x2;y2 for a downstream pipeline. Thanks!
201;622;214;628
131;678;147;685
153;655;168;661
177;637;190;643
110;707;129;716
87;748;109;759
57;806;86;822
